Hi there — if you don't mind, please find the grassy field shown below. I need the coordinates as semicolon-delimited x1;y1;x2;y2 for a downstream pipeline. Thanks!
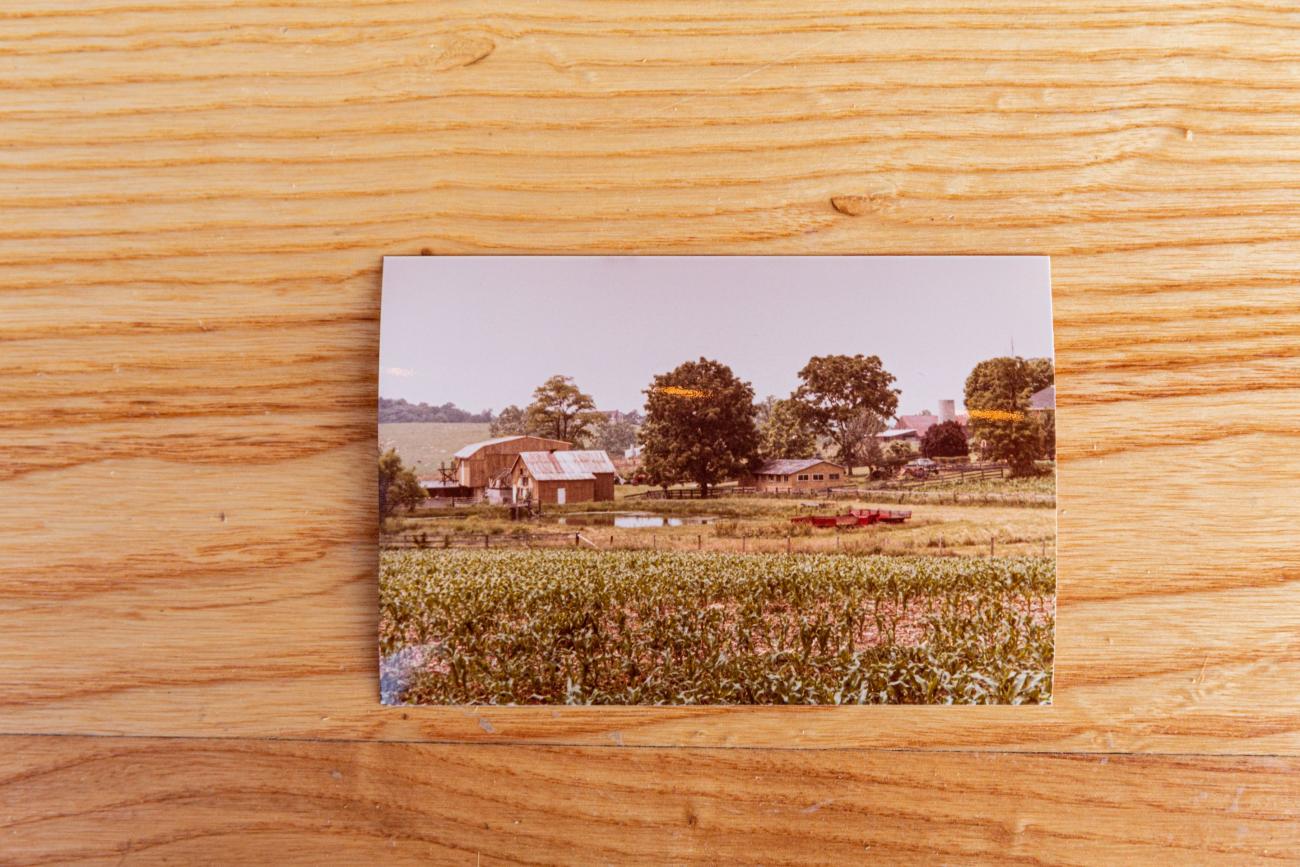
380;549;1055;705
378;421;491;475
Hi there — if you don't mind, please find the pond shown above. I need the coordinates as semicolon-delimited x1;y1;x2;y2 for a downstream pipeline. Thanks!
553;511;716;528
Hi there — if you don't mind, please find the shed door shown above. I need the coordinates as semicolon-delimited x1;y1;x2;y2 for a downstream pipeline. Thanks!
557;487;566;505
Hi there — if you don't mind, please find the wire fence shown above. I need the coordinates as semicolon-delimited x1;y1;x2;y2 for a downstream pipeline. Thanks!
381;531;1056;558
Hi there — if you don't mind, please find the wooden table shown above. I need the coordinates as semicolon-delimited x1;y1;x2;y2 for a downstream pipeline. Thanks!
3;2;1297;862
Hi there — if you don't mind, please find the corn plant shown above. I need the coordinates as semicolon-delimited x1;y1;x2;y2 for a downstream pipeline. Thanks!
379;550;1054;705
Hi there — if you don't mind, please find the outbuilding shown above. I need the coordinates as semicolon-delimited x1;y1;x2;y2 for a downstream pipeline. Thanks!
750;458;847;493
509;450;617;505
452;435;571;497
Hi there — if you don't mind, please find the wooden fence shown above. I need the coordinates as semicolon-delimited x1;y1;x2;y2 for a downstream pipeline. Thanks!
886;463;1007;489
382;532;599;551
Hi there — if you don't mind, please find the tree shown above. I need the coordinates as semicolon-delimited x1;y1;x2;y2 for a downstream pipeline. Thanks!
791;354;899;475
920;420;969;459
640;357;759;498
838;409;886;470
378;449;424;520
862;436;887;477
1037;409;1056;460
525;375;602;445
592;416;639;455
964;356;1050;476
885;441;914;471
1026;358;1055;395
489;404;530;438
759;397;816;459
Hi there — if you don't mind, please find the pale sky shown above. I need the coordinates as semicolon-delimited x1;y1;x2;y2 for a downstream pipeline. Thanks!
380;256;1053;416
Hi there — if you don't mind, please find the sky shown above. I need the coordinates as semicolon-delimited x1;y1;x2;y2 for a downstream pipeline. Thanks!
379;256;1053;417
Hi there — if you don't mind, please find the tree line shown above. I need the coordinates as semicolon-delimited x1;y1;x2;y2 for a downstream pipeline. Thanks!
381;352;1055;513
378;398;493;424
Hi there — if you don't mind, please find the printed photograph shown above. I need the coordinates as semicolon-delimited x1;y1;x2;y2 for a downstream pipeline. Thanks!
378;256;1056;705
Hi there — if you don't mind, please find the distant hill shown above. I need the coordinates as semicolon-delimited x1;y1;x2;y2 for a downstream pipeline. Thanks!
379;397;492;424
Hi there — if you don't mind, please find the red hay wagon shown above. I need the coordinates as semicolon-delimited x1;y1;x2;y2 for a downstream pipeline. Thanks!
790;508;912;528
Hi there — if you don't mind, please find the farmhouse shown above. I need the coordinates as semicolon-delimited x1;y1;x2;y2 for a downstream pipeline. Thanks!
751;458;846;493
453;435;571;498
509;450;617;505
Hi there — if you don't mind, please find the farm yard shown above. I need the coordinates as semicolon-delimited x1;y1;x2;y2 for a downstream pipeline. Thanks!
377;259;1057;706
380;549;1055;705
384;495;1055;559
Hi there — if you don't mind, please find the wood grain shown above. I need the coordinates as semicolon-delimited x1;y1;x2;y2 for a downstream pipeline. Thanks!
2;0;1299;859
2;736;1297;865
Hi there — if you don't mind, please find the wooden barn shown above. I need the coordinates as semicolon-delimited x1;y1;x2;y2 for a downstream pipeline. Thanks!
750;458;846;493
453;435;571;497
509;450;617;505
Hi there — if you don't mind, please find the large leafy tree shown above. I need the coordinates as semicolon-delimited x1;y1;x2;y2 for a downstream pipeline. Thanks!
791;354;899;475
592;416;639;455
378;449;424;520
525;375;602;445
964;356;1051;475
640;358;759;498
920;420;969;459
489;404;530;438
759;396;816;459
1026;358;1055;395
1037;409;1056;460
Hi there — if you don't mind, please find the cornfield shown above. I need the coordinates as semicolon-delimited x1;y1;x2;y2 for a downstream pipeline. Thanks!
380;550;1054;705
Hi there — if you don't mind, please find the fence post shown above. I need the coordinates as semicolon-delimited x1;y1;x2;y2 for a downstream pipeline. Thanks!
698;534;702;550
484;533;489;549
574;533;580;548
990;536;995;557
787;531;792;555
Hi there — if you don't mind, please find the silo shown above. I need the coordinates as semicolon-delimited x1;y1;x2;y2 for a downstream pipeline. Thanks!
938;399;957;423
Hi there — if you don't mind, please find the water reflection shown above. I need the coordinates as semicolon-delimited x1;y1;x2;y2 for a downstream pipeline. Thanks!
554;512;714;528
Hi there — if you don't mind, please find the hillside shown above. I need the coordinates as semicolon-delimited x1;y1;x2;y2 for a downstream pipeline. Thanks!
378;422;492;475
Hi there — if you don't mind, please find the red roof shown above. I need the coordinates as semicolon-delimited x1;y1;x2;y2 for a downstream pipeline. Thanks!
516;450;616;481
894;413;968;438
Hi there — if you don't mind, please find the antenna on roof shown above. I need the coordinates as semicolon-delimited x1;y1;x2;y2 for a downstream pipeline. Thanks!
1010;335;1016;356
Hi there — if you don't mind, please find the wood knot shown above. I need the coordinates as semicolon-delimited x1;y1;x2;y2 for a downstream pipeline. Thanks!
433;35;496;71
830;194;894;216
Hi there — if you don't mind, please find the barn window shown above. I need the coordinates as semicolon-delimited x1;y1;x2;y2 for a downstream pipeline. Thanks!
829;473;840;480
813;473;823;480
797;474;809;481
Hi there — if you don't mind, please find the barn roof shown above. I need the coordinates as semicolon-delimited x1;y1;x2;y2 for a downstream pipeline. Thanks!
453;434;569;460
755;458;843;475
1029;384;1055;411
894;412;968;438
896;413;942;437
516;450;616;481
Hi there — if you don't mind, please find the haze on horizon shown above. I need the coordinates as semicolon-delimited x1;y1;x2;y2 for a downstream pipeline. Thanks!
380;256;1053;418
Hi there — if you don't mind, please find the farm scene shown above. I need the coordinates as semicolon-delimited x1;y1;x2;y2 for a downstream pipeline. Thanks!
378;256;1056;706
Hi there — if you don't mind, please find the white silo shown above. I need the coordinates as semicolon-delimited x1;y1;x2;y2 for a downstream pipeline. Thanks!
938;399;957;423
